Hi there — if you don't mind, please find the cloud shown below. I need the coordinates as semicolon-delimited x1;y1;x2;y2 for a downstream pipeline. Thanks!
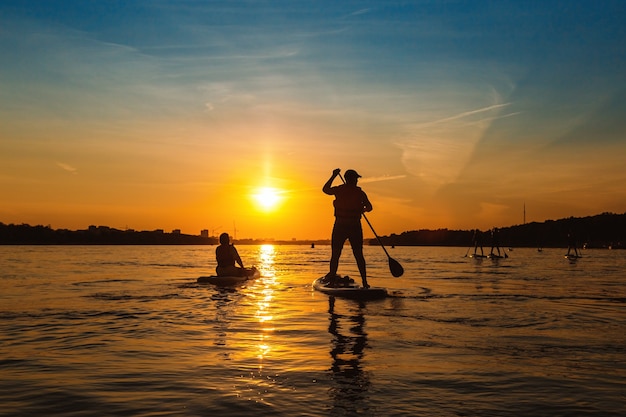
56;162;78;174
360;174;406;184
417;103;512;128
350;9;372;16
396;102;517;191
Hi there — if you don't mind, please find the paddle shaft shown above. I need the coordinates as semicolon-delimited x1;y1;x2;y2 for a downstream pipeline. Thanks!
361;212;392;258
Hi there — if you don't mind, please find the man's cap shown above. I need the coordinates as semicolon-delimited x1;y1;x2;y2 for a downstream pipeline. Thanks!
344;169;361;179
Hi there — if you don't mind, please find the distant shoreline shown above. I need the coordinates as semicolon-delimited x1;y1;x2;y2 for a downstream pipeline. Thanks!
1;211;624;248
0;224;331;246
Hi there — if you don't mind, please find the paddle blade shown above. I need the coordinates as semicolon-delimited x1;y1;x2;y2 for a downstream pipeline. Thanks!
388;257;404;277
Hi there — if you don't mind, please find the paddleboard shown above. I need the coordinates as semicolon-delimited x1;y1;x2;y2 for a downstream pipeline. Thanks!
198;267;260;285
312;277;387;300
469;254;487;259
564;254;582;260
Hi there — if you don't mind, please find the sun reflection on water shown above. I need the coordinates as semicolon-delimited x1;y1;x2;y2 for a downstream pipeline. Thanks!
257;244;276;277
254;244;276;370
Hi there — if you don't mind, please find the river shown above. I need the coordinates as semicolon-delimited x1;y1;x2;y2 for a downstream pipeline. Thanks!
1;245;624;416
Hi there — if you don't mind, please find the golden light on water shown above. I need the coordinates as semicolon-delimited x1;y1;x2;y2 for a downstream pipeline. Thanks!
255;244;277;368
258;244;276;277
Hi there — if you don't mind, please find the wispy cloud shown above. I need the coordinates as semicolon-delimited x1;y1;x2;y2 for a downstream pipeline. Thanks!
350;8;372;16
462;111;522;127
56;162;77;174
417;103;512;128
360;174;406;184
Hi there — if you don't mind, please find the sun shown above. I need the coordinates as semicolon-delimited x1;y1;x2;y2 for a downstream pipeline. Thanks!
252;187;283;211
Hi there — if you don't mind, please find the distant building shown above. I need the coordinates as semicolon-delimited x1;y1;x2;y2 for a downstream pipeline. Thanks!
172;229;181;235
200;229;209;238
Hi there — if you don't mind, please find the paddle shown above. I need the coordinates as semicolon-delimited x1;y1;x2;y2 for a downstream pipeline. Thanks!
338;173;404;277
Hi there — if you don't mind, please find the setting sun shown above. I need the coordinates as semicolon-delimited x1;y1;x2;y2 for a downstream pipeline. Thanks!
252;187;283;211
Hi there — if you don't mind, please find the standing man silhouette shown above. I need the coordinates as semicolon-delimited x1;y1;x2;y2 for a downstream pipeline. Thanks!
489;227;502;257
472;229;484;257
566;229;580;257
323;168;373;288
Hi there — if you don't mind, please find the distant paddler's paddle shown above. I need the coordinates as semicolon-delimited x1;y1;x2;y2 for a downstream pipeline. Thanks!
339;173;404;277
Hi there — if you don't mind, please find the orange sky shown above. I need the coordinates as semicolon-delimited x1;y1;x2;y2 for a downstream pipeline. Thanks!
2;2;625;240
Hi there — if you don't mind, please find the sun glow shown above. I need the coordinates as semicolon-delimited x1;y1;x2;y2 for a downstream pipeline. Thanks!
252;187;283;211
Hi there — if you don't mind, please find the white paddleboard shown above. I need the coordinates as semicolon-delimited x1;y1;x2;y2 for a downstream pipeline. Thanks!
312;277;387;300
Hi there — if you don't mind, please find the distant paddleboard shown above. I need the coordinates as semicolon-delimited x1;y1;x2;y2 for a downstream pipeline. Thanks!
312;277;387;300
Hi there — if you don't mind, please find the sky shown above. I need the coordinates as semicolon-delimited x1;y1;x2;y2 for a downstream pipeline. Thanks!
1;0;625;240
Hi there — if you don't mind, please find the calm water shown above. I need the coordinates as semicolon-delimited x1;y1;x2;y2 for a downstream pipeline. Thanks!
0;245;624;416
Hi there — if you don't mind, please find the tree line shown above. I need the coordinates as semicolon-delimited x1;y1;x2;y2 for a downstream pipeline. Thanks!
1;212;624;247
374;212;625;249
